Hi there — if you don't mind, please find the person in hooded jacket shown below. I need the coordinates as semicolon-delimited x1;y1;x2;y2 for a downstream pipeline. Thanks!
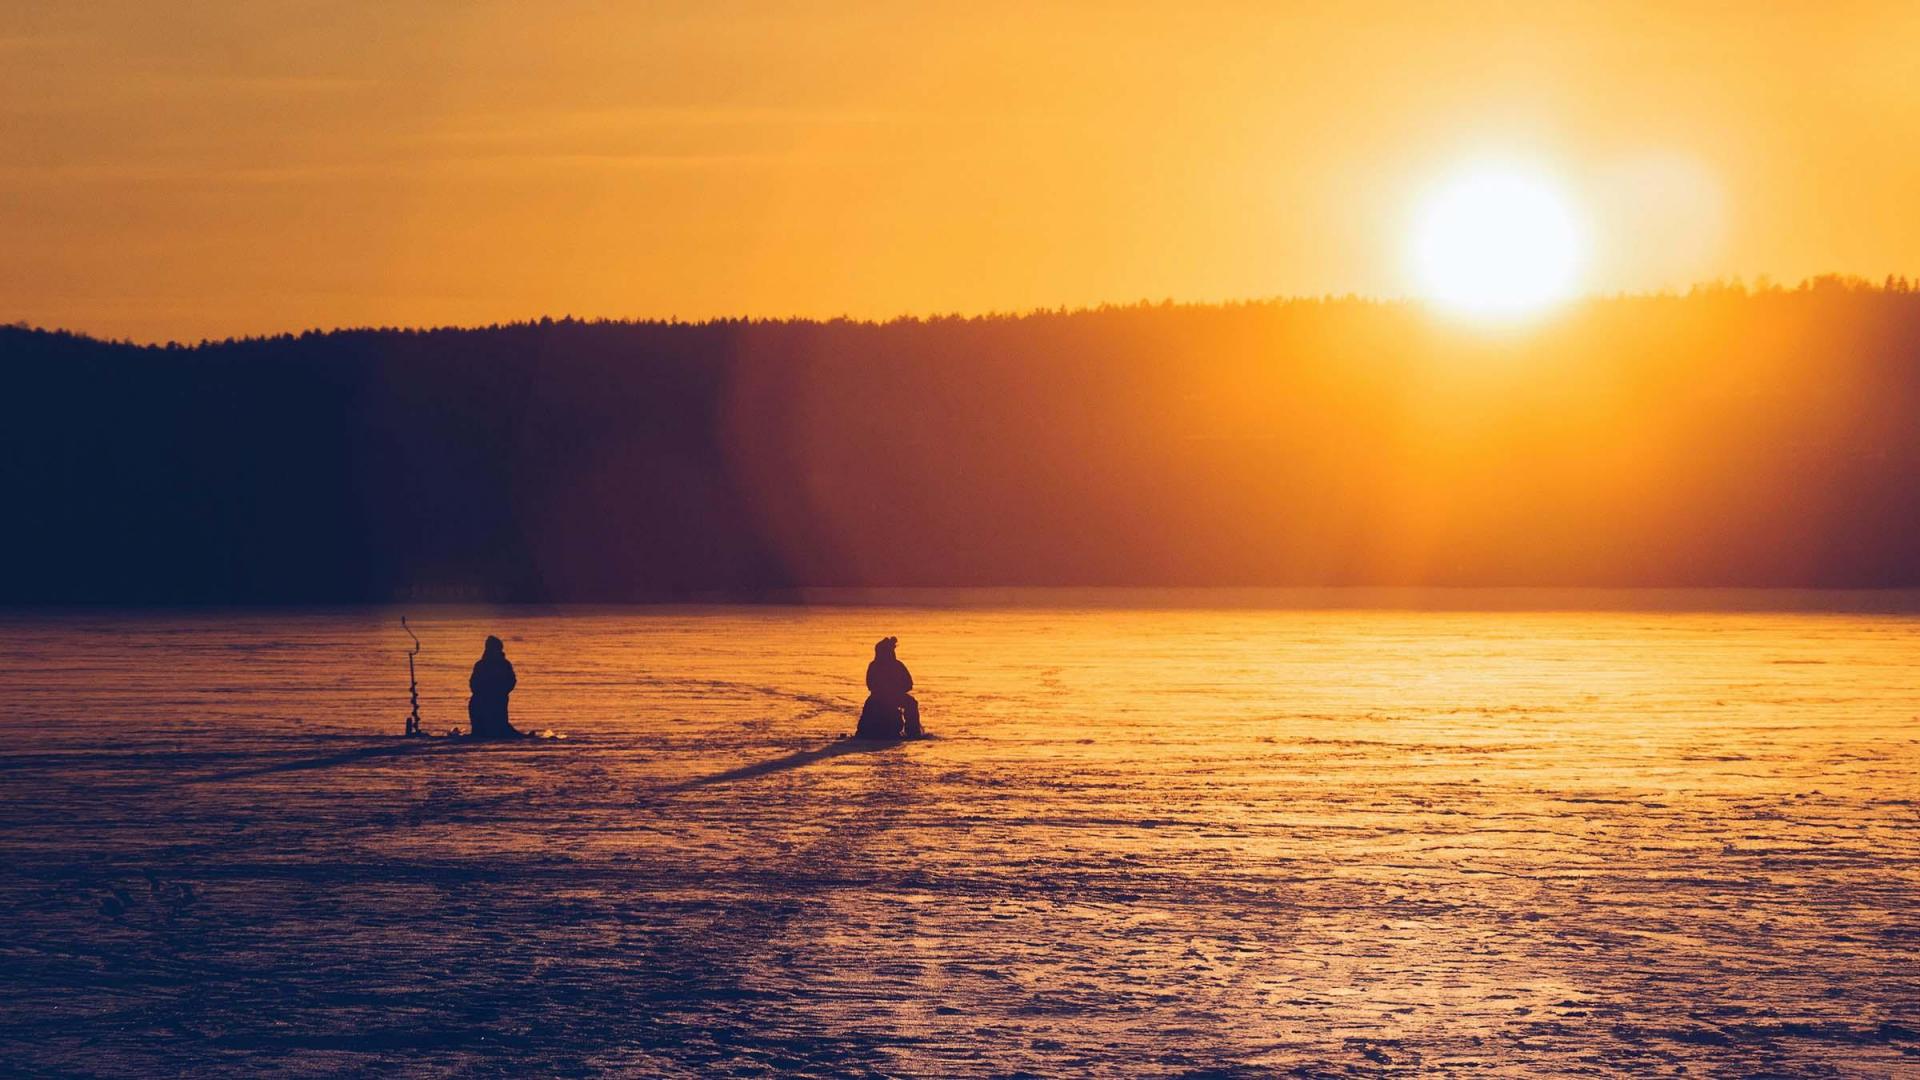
467;635;522;738
855;636;921;739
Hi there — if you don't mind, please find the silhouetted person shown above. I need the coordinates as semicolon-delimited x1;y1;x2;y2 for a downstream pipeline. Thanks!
855;636;921;739
467;635;521;738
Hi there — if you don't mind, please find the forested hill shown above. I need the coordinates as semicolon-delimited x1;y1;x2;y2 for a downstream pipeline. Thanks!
7;281;1920;602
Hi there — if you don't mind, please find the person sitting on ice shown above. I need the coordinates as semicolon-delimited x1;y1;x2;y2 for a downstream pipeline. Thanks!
467;635;522;738
855;636;921;739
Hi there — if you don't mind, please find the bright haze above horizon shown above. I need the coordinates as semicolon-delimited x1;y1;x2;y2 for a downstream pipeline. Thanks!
4;1;1918;342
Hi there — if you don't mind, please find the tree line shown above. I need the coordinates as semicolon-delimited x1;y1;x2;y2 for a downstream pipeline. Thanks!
5;280;1920;602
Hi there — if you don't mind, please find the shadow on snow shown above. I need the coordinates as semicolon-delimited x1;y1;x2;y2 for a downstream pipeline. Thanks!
666;738;908;791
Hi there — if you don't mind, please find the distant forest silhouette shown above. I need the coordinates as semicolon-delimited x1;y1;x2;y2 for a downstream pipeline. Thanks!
6;276;1920;603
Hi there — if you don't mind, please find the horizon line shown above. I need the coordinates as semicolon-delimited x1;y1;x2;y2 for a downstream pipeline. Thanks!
8;272;1914;349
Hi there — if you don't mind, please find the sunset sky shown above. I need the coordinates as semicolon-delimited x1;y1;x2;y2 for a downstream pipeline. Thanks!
5;1;1919;341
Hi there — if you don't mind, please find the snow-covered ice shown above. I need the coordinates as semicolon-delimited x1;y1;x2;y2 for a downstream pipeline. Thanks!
1;599;1915;1076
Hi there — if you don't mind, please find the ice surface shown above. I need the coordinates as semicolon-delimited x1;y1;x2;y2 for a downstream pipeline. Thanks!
0;600;1915;1076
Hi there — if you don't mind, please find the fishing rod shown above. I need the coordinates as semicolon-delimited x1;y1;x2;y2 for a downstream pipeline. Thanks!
402;616;424;737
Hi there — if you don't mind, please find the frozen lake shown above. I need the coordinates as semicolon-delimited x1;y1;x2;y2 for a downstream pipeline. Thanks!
1;595;1916;1075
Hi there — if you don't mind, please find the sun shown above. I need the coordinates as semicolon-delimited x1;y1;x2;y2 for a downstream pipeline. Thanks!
1409;164;1587;322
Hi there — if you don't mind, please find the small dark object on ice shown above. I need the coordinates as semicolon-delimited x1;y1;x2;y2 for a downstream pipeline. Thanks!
402;616;426;737
468;635;521;738
854;698;926;740
854;635;923;739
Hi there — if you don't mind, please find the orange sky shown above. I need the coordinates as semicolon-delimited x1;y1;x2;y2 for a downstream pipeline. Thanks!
5;1;1919;342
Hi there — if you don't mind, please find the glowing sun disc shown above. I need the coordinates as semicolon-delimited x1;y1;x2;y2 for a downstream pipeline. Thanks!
1410;165;1586;321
